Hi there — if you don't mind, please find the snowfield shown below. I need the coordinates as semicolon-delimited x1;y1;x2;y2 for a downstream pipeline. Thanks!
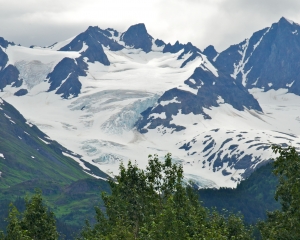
1;25;300;188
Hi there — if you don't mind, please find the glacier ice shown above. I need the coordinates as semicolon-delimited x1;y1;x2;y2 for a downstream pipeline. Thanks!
15;60;54;89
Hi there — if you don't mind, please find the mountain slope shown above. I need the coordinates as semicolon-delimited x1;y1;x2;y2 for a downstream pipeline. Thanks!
0;19;299;188
212;17;300;94
0;97;107;188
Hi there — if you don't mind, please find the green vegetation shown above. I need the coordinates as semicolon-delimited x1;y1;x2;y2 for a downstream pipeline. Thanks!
259;145;300;239
198;162;279;223
0;178;110;239
0;98;108;188
79;154;252;239
0;190;58;240
0;146;299;239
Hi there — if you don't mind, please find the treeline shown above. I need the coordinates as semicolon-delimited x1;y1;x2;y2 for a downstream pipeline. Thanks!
0;146;299;239
199;162;280;223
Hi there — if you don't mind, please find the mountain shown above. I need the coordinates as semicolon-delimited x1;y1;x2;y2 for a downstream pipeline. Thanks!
0;18;299;188
211;17;300;94
0;97;107;188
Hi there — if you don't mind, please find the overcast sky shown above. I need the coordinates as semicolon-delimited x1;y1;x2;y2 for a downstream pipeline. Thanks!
1;0;300;52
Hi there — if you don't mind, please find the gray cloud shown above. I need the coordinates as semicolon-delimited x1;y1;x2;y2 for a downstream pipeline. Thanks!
0;0;300;51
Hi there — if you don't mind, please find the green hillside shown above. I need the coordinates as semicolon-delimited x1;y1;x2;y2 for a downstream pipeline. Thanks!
0;98;107;188
198;162;280;223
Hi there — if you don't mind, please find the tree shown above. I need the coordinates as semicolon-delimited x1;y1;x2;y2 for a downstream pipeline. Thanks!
259;145;300;239
80;153;253;239
3;190;58;240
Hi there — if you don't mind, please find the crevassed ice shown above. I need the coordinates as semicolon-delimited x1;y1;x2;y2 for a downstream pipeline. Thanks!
101;94;160;134
93;153;125;165
81;139;125;157
15;60;54;89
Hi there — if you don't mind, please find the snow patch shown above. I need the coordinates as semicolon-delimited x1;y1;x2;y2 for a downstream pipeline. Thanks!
25;121;33;127
160;97;181;106
79;42;88;53
217;96;225;104
4;114;11;119
286;81;295;87
149;112;166;119
62;152;90;170
213;53;219;62
189;78;196;84
252;78;259;86
178;84;198;95
38;137;50;145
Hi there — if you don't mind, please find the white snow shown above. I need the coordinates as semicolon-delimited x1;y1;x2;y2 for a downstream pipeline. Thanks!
201;54;219;77
231;27;269;85
284;17;295;25
286;80;295;87
62;152;90;170
46;36;76;50
1;34;300;188
160;97;181;106
178;84;198;95
4;113;11;119
79;42;88;53
252;78;259;86
38;137;50;145
189;78;196;84
231;39;249;80
149;112;166;119
217;96;225;104
25;121;33;127
6;45;80;67
213;53;219;62
15;60;54;89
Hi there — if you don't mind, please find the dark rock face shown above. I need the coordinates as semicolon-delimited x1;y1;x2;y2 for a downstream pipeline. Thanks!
0;47;8;70
163;41;202;67
214;17;300;95
0;37;11;48
155;39;165;47
203;45;218;61
55;72;82;99
136;65;262;133
0;42;21;91
60;26;124;65
14;89;28;96
121;23;153;53
0;64;21;91
47;58;87;98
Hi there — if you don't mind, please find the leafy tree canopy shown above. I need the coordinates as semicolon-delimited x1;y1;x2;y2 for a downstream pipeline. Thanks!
79;153;252;239
259;145;300;239
0;189;58;240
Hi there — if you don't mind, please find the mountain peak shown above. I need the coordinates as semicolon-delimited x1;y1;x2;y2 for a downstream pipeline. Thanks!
203;45;218;61
278;16;295;25
121;23;153;52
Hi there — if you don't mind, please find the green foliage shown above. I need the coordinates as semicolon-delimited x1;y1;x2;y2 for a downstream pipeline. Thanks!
198;162;279;223
3;190;58;240
259;145;300;239
80;154;253;239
